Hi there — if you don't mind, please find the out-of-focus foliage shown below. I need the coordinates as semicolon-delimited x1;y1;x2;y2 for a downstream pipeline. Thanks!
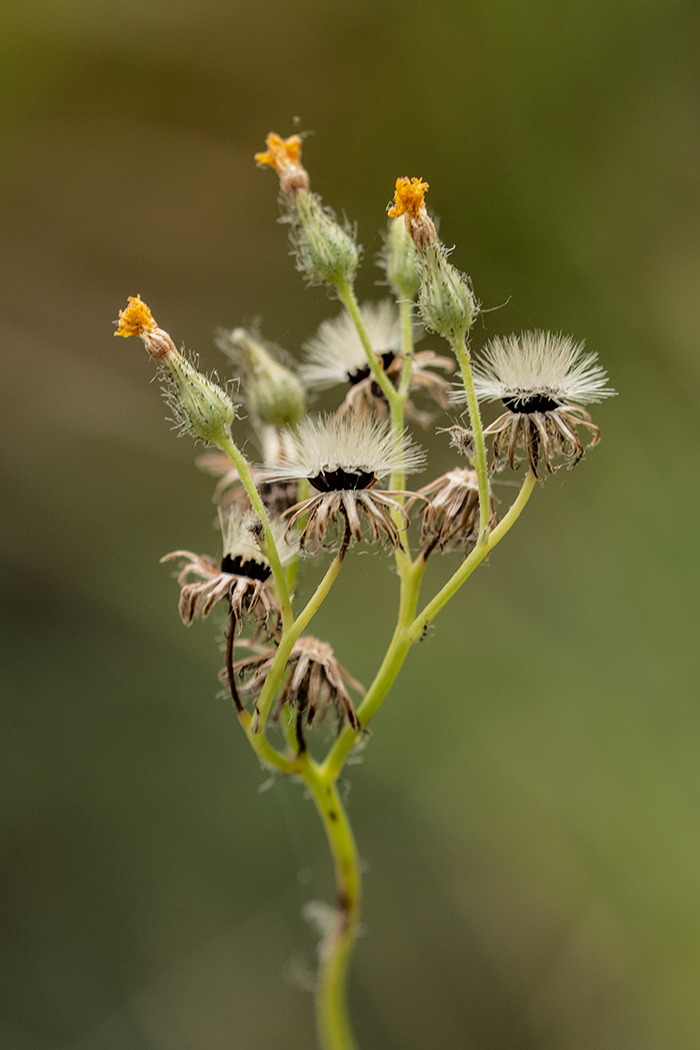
1;1;699;1047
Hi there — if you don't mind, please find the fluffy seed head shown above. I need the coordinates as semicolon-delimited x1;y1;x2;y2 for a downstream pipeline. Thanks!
465;331;616;408
265;414;425;486
300;300;404;389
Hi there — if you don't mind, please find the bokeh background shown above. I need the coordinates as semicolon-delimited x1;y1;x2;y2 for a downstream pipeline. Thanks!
2;0;699;1047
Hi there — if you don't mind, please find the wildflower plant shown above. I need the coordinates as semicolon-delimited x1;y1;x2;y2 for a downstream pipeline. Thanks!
115;132;614;1050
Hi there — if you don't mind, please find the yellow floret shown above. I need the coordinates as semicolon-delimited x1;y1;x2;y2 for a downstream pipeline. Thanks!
254;132;303;173
115;295;157;338
388;177;429;221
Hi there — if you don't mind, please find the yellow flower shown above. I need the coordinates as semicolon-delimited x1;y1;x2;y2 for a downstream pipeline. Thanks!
255;132;303;172
114;295;157;338
254;132;309;195
388;177;429;222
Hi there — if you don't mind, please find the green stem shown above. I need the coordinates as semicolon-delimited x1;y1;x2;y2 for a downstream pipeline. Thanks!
300;753;361;1050
217;433;293;629
323;556;426;781
409;471;537;641
397;298;415;400
252;538;350;732
335;280;399;409
450;335;491;540
237;708;298;775
324;474;537;780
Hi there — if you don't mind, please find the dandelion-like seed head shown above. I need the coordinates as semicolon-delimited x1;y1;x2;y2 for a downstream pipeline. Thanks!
268;414;424;488
469;331;615;408
266;415;424;551
300;301;404;390
460;331;616;476
233;636;363;737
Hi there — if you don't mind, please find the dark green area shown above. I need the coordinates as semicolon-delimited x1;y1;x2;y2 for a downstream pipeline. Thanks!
1;0;699;1046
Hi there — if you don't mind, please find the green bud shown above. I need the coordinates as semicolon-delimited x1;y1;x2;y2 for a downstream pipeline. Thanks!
222;329;306;426
418;243;477;343
163;355;237;445
292;189;359;287
384;216;420;300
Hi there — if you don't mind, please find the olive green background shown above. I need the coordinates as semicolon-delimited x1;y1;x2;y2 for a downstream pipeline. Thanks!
1;1;699;1047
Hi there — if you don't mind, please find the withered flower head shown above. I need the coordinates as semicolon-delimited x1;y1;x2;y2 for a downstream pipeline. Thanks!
266;414;425;551
299;301;453;423
413;468;497;553
254;132;310;195
160;511;293;633
455;331;616;476
233;636;363;736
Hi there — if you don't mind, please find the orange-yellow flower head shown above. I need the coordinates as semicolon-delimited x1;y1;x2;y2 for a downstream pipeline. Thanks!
114;295;178;363
115;295;157;339
387;179;476;340
388;177;429;222
255;132;309;195
388;177;437;251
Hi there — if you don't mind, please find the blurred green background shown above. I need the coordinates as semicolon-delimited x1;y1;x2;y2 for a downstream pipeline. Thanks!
2;0;699;1047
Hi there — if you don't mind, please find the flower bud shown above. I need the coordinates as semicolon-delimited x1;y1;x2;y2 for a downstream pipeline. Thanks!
115;296;237;445
292;189;359;287
418;242;477;342
255;132;359;288
219;328;306;426
388;178;477;342
383;217;420;300
165;356;237;445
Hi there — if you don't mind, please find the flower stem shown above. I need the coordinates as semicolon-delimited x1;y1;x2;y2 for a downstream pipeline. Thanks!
335;280;399;409
252;535;350;732
409;471;537;640
450;335;491;540
217;432;293;629
300;753;361;1050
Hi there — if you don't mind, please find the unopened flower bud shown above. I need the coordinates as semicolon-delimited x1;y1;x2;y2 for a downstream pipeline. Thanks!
384;216;419;300
388;178;477;342
218;328;306;426
115;296;237;445
166;356;237;445
292;189;359;287
255;131;359;288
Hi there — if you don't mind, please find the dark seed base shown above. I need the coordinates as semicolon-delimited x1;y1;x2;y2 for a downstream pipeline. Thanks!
220;554;271;581
310;468;376;492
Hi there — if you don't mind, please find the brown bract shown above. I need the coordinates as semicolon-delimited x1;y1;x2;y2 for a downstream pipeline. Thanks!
233;635;363;734
160;549;281;635
414;468;497;553
484;404;600;477
337;349;454;427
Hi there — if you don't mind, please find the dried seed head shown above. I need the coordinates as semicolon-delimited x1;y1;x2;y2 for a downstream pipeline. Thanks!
266;413;425;485
459;332;616;476
414;468;497;552
300;300;404;390
466;331;616;408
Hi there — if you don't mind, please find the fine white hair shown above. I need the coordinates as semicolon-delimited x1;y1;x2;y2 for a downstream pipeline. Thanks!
451;331;615;405
300;300;405;389
264;414;425;481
